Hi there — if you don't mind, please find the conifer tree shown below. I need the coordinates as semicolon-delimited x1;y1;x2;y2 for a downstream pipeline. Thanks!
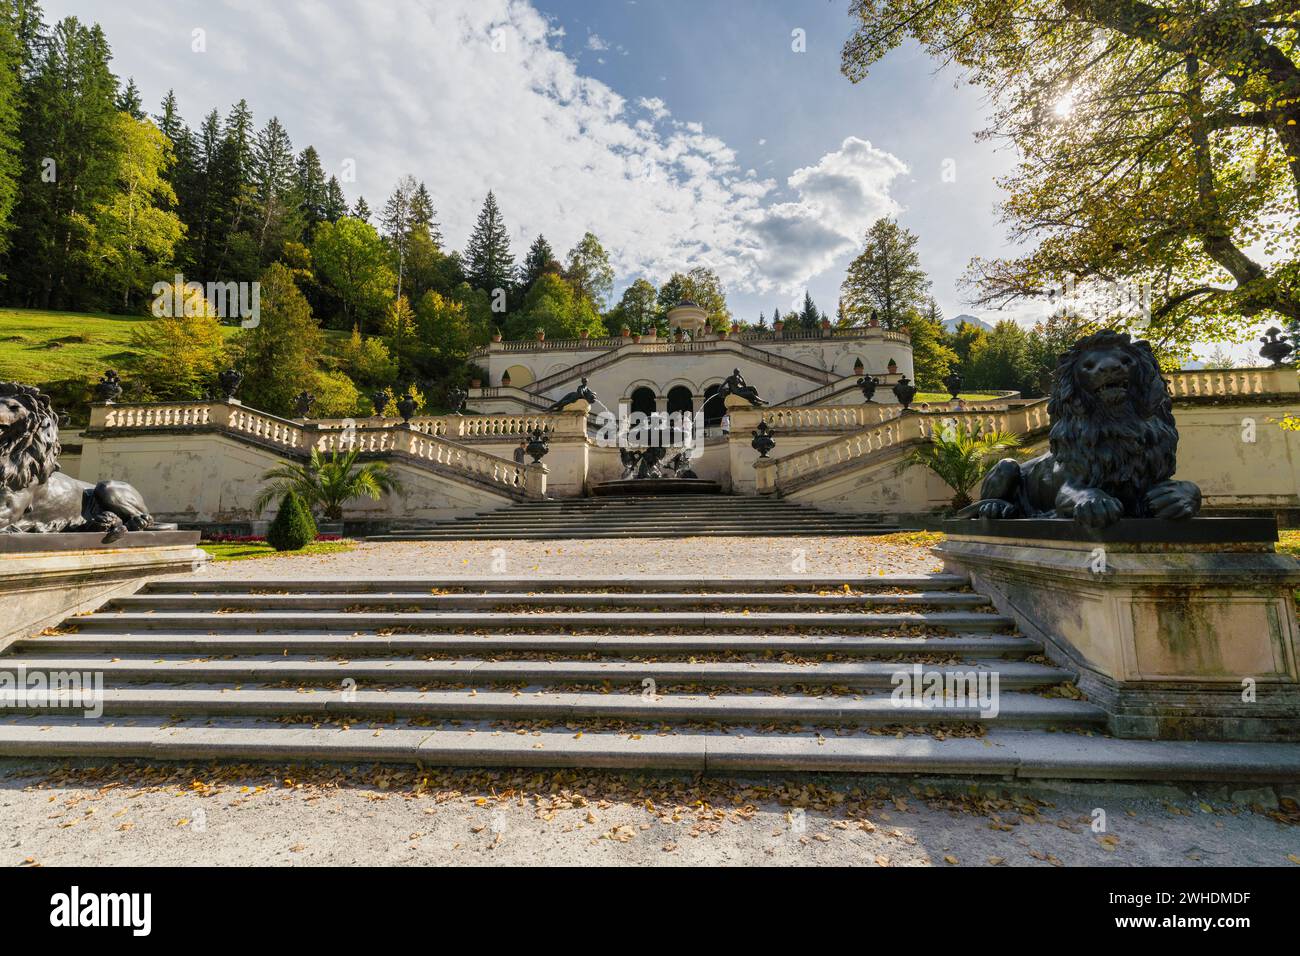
0;7;22;266
463;190;514;295
519;234;554;293
295;145;327;238
10;16;122;307
322;175;347;223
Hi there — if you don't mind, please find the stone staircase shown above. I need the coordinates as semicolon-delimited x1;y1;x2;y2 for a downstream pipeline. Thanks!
370;495;899;540
3;575;1299;780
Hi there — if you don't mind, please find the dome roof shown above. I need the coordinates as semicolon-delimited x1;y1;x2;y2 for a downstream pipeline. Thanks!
673;299;700;309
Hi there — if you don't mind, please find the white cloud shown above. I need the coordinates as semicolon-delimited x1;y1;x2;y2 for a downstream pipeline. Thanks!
64;0;907;298
586;32;610;51
638;96;670;120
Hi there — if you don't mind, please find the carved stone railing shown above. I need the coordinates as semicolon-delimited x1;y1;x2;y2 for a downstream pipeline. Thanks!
521;337;839;397
469;325;912;361
755;404;1049;496
1163;366;1298;398
99;402;213;429
88;401;533;498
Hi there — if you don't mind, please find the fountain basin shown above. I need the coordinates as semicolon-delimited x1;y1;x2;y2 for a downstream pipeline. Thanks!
591;478;721;497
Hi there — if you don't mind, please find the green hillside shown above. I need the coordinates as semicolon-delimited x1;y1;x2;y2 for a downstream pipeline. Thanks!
0;307;344;423
0;308;191;384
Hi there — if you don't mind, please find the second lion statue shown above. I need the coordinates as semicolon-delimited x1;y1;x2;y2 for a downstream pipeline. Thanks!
0;381;162;540
963;330;1201;528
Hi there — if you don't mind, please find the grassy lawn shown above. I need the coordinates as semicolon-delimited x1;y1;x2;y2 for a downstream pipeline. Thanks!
914;391;1005;402
0;308;189;384
199;540;356;562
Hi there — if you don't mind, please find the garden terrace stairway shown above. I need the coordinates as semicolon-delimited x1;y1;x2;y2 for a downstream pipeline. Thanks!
3;576;1300;781
369;495;900;540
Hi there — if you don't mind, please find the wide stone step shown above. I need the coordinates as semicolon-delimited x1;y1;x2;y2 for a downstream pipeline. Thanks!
7;656;1065;688
0;687;1103;727
19;631;1038;659
105;591;993;612
372;528;903;540
0;720;1296;781
139;574;971;595
67;609;1013;633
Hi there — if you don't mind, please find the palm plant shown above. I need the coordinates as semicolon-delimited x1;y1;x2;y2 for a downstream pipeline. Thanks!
253;448;403;521
906;421;1021;511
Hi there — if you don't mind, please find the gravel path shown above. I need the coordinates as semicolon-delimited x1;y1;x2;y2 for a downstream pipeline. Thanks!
193;534;946;581
4;762;1296;867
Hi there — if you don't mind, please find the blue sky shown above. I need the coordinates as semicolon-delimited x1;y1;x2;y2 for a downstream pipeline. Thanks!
45;0;1031;325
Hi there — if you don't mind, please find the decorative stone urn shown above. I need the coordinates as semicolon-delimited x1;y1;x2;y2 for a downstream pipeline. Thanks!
525;426;550;463
94;370;123;404
1259;327;1293;366
217;368;243;402
891;375;916;409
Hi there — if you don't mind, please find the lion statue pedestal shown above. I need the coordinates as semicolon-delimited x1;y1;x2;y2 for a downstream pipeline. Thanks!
939;332;1300;741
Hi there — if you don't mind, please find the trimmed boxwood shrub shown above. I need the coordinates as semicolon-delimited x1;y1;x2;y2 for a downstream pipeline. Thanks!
267;491;317;551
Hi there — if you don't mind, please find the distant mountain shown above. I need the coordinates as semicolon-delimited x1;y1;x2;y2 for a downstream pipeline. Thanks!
943;314;995;333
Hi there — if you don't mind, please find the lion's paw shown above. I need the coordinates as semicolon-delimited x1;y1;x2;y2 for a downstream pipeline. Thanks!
972;500;1018;519
1145;480;1201;520
1071;490;1124;528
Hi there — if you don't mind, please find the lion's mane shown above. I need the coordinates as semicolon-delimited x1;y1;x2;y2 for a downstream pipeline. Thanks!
0;382;62;493
1046;331;1176;510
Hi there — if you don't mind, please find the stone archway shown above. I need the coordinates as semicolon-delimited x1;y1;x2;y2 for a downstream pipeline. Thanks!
702;383;724;427
666;384;693;445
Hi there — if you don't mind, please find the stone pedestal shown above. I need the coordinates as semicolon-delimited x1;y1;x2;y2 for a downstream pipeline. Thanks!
0;531;208;652
523;462;549;500
936;519;1300;740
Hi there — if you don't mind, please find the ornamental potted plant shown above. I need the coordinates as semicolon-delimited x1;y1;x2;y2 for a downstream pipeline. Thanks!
621;325;631;338
887;357;898;375
821;317;832;331
579;329;589;340
491;328;502;343
773;319;784;333
501;369;512;387
535;328;546;342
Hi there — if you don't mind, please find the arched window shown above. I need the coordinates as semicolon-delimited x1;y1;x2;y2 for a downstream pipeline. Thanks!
629;386;656;419
666;385;694;445
702;384;724;428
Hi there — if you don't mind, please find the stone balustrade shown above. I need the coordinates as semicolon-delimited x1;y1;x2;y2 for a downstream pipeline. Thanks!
1164;365;1298;398
88;400;532;497
98;402;212;429
755;406;1038;496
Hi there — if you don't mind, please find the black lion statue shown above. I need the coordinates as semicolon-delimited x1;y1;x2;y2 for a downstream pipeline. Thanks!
964;330;1201;528
0;382;161;541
